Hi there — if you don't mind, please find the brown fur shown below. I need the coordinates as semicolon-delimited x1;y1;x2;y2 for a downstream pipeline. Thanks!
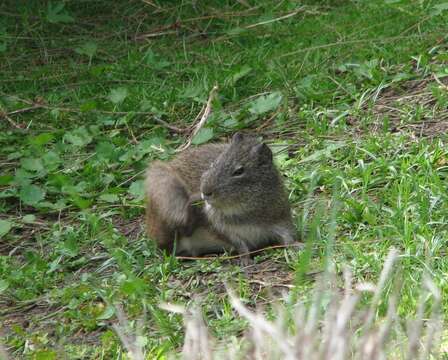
145;133;296;258
145;144;227;253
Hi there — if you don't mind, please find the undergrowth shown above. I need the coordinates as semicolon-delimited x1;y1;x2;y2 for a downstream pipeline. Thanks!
1;0;448;358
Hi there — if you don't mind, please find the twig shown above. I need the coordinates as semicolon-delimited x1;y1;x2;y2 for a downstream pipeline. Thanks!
248;279;295;289
176;85;218;152
175;242;304;261
433;73;448;90
245;8;305;29
0;111;23;129
279;33;442;58
117;169;147;188
6;105;42;116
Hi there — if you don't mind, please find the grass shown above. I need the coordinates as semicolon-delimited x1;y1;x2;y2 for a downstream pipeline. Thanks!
1;0;448;358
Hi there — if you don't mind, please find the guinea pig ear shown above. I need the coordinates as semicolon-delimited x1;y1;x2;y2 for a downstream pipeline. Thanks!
232;132;245;143
251;143;273;165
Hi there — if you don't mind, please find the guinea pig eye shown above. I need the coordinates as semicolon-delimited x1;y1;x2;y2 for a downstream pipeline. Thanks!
232;166;244;177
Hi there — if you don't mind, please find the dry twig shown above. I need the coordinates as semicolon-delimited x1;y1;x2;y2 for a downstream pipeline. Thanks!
176;85;218;152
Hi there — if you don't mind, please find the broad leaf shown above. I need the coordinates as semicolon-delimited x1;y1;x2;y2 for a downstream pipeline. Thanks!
0;220;12;237
249;92;282;115
75;42;98;58
191;128;214;145
46;2;74;24
128;180;145;200
99;193;120;203
108;87;128;104
64;127;92;147
21;158;44;172
19;184;46;205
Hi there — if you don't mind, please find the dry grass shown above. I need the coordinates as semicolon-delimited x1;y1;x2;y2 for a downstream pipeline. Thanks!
111;249;443;360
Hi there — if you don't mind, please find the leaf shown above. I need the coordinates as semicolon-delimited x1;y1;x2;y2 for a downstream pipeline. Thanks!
297;142;346;164
43;151;61;170
108;87;128;104
30;132;54;146
19;184;46;205
144;49;171;69
191;128;214;145
0;220;12;237
59;238;79;257
34;350;57;360
21;158;44;172
99;193;120;203
0;280;9;294
80;100;98;112
249;92;283;115
46;2;74;24
64;127;92;147
22;214;36;223
97;305;115;320
0;175;14;186
128;180;145;200
75;41;98;58
227;65;252;85
121;277;147;296
96;142;117;161
431;2;448;16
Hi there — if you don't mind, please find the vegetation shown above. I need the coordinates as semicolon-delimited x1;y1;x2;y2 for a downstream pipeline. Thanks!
1;0;448;358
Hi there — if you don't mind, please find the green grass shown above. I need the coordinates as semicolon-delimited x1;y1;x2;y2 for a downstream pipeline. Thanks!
1;0;448;358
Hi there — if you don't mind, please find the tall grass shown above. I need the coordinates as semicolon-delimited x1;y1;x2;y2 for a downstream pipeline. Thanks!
112;248;442;359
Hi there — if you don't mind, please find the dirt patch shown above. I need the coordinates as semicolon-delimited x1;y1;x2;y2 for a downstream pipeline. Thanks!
112;216;145;241
168;253;318;308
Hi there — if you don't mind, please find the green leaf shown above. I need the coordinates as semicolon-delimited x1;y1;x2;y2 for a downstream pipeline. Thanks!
46;2;74;24
128;180;145;200
0;220;12;237
108;87;128;104
14;169;33;187
75;41;98;58
80;100;98;112
22;214;36;223
34;350;57;360
21;158;44;172
43;151;61;170
0;280;9;294
70;196;91;209
30;132;54;146
249;92;283;115
227;65;252;85
121;277;147;296
99;193;120;203
64;127;92;147
97;305;115;320
19;184;46;205
431;2;448;16
59;238;79;257
0;175;14;185
96;142;117;161
297;142;346;164
191;128;214;145
144;49;171;69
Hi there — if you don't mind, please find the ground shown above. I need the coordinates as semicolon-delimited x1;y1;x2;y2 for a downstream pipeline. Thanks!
1;0;448;358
